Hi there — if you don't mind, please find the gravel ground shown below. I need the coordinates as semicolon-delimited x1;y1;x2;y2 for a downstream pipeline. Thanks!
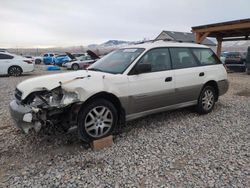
0;66;249;187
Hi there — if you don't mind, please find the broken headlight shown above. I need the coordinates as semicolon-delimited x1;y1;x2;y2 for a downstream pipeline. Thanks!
28;87;78;108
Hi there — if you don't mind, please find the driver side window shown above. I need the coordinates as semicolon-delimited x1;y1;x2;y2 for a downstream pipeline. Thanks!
137;48;171;72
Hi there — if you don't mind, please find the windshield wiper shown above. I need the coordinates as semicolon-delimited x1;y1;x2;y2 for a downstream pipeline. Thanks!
88;68;103;72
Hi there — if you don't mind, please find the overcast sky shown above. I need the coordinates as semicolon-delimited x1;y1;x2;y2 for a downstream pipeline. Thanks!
0;0;249;48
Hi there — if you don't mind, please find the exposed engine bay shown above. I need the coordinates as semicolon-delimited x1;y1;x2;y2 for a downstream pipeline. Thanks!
12;86;82;133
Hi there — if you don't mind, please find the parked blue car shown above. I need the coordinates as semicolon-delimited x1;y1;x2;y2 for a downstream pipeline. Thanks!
43;53;56;65
54;55;71;66
42;53;71;66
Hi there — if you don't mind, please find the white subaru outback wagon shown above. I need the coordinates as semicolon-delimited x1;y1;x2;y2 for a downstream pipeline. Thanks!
9;41;229;142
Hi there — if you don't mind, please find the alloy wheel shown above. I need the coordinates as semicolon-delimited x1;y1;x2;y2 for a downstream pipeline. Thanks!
9;67;21;76
202;89;214;111
84;106;113;138
72;64;79;70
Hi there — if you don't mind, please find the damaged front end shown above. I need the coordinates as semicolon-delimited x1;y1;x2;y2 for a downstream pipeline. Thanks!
9;86;81;133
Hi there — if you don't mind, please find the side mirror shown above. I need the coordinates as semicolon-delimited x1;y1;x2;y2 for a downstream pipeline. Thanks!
135;63;151;74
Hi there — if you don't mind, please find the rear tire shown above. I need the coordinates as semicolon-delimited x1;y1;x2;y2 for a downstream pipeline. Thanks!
72;63;79;70
196;86;216;114
78;99;118;142
8;66;22;76
246;68;250;75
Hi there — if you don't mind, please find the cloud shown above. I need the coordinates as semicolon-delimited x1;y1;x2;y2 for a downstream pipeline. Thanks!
0;0;249;47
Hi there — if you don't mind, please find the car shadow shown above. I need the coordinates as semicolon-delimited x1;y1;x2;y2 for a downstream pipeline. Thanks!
22;106;197;153
0;73;35;78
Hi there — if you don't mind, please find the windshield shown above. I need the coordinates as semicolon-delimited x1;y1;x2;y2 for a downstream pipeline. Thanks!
88;48;144;74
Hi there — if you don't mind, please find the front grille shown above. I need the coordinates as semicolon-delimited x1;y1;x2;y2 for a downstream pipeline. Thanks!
15;88;22;101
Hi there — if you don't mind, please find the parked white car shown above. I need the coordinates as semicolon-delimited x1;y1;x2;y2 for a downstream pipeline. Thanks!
9;41;228;142
0;51;34;76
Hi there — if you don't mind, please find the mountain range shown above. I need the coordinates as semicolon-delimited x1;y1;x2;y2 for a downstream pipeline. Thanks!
5;39;250;56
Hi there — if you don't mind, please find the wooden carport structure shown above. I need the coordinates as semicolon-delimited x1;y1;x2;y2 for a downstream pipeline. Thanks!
192;19;250;56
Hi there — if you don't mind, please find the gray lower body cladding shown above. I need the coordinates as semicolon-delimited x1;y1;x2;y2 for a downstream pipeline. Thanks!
123;84;202;115
122;80;229;120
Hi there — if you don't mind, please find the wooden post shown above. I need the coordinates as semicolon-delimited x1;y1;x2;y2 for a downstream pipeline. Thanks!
195;32;210;44
216;37;222;57
195;33;201;43
198;32;210;43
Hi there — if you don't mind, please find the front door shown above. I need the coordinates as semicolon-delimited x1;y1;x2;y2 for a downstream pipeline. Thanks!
127;48;175;114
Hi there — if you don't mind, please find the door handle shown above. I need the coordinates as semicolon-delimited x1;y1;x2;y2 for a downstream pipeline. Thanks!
165;77;172;82
199;72;205;77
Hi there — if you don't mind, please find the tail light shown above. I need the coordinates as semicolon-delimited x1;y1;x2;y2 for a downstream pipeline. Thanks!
23;60;33;64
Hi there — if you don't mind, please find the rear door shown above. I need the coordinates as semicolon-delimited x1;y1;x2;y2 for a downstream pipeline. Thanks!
169;47;204;104
127;48;175;114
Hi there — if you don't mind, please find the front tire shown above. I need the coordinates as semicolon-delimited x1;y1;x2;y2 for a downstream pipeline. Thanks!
8;66;22;76
72;63;79;70
78;99;118;142
196;86;216;114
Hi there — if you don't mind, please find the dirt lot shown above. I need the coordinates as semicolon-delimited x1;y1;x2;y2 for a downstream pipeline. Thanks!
0;67;249;187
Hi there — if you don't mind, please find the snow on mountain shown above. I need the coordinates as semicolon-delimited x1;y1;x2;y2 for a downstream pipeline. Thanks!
87;40;137;49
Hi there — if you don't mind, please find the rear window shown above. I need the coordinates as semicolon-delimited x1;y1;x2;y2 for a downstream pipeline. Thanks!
192;48;221;65
0;54;14;59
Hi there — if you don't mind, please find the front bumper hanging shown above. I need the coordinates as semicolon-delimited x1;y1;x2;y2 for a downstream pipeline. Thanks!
9;100;39;133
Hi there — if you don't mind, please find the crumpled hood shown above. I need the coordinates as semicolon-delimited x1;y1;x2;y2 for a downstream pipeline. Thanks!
17;70;106;99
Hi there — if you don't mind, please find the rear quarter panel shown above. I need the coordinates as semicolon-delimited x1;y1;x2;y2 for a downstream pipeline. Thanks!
203;64;227;83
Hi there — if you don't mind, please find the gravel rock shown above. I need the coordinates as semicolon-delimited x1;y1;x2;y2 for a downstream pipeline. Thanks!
0;67;249;187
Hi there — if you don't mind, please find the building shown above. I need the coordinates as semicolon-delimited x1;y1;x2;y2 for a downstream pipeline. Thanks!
155;30;216;51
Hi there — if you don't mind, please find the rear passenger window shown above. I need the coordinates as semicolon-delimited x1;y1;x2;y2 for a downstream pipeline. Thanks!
169;48;198;69
192;48;220;65
0;54;14;59
138;48;171;72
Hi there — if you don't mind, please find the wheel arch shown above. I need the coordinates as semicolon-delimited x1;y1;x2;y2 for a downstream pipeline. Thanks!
202;80;219;101
8;65;23;74
79;91;126;125
71;63;79;70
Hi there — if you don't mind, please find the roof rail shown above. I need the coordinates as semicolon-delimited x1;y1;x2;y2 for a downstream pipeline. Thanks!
134;39;199;45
